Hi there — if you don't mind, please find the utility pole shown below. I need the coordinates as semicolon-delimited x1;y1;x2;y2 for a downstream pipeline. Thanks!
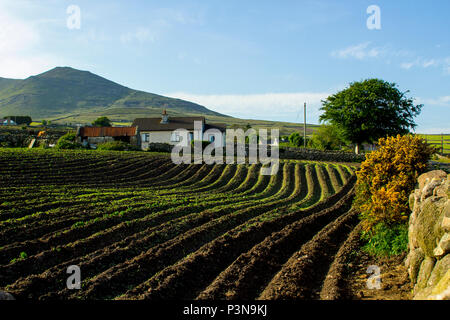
303;102;307;148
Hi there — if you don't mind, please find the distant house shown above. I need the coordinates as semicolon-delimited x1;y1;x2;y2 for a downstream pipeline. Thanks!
76;126;138;147
0;118;17;126
132;110;226;150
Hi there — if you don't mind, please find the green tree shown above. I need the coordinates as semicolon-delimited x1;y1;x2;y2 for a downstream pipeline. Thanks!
309;124;347;150
42;120;47;126
288;132;304;147
92;116;112;127
56;132;83;149
319;79;423;153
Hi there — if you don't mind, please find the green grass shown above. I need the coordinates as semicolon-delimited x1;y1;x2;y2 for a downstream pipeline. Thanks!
417;134;450;154
361;223;409;257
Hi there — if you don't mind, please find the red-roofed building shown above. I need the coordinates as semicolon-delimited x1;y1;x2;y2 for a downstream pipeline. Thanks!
76;126;139;147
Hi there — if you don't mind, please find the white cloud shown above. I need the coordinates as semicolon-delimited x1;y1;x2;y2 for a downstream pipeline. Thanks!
119;8;204;46
165;92;330;123
400;61;415;70
331;42;450;75
0;1;62;78
0;9;39;54
331;42;381;60
416;127;450;134
417;96;450;107
331;42;414;61
444;58;450;75
120;27;156;44
422;59;437;68
401;57;450;74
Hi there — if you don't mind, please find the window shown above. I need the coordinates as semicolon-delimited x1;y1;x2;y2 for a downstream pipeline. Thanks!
171;132;181;142
208;135;215;142
142;133;150;142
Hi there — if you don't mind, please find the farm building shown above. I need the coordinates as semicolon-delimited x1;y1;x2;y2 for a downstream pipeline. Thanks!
0;118;17;126
132;110;226;150
76;126;139;147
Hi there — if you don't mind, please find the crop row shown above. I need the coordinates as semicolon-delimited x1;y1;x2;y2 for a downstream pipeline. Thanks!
0;149;358;300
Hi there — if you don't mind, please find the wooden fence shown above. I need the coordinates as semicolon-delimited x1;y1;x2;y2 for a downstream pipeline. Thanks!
417;133;450;156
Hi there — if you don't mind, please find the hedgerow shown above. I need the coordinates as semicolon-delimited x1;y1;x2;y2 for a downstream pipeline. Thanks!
96;141;141;151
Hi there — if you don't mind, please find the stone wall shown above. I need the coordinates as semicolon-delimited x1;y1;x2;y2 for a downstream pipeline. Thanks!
279;147;365;163
405;170;450;300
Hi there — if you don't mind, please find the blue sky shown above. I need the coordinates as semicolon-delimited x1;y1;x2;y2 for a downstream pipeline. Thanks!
0;0;449;133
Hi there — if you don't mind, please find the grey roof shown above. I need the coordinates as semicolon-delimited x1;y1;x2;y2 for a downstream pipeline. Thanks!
132;117;226;132
132;117;205;131
205;123;226;132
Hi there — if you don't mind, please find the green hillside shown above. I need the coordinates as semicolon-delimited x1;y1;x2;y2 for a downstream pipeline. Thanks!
0;67;227;120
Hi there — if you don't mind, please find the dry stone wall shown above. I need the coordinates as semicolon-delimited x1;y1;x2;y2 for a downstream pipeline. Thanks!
406;170;450;300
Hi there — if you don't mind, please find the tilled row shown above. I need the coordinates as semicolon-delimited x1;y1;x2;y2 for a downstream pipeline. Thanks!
0;163;287;278
1;162;302;293
0;150;358;300
258;208;359;299
118;179;356;300
196;189;355;300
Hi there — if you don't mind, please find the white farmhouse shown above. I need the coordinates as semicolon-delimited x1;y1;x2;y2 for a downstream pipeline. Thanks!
132;110;226;150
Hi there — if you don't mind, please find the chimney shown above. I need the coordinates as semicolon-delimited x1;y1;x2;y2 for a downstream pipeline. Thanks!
161;109;169;124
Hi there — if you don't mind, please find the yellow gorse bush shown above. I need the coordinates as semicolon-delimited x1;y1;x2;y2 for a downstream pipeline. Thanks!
355;134;435;232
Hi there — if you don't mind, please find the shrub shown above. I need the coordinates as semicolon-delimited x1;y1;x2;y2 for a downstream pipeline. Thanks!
55;132;84;150
96;141;140;151
308;124;347;150
288;132;304;147
361;223;409;256
147;142;172;153
354;134;435;232
92;116;112;127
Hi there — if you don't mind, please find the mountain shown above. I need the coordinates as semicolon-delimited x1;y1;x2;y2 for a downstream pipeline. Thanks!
0;67;228;121
0;67;317;135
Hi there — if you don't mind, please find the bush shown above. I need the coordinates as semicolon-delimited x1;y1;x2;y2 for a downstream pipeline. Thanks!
55;132;84;150
361;223;409;256
288;132;304;147
354;134;435;232
147;142;172;153
308;124;347;150
92;116;112;127
96;141;140;151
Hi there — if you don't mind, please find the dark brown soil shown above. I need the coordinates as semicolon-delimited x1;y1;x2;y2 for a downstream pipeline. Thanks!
343;249;412;300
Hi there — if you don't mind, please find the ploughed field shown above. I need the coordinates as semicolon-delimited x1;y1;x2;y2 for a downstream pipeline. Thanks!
0;149;359;300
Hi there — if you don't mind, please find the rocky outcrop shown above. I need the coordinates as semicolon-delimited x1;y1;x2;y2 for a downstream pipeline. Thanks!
405;170;450;300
